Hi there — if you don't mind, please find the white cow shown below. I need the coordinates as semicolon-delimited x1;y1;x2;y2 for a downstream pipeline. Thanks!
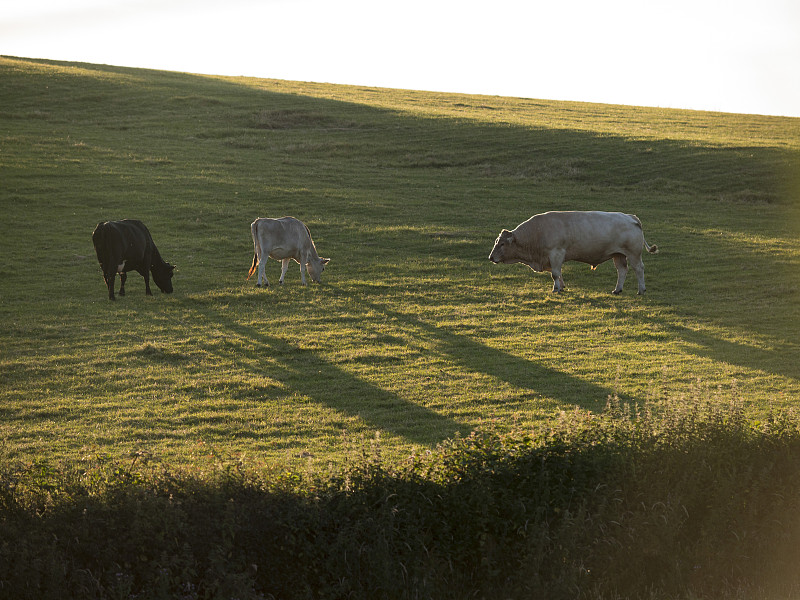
248;216;330;286
489;211;658;294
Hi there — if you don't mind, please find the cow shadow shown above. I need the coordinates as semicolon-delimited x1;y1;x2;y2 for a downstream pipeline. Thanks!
355;297;619;410
644;311;800;383
194;305;466;447
637;230;800;383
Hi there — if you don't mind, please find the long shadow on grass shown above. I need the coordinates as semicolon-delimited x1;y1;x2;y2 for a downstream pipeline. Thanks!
199;306;465;446
359;299;618;408
650;314;800;382
640;231;800;382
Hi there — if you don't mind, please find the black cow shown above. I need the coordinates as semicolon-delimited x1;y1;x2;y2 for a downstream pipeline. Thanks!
92;219;175;301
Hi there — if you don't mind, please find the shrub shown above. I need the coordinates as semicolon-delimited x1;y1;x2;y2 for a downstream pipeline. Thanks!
1;395;800;599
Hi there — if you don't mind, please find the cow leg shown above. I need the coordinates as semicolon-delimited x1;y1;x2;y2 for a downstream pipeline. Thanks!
142;269;153;296
612;254;628;294
257;260;269;287
550;270;566;293
118;272;127;296
630;256;646;295
253;229;268;287
279;259;290;285
549;250;566;292
299;258;308;286
141;248;154;296
104;269;116;301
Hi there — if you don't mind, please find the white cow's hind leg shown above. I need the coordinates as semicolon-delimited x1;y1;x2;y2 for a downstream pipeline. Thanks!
257;253;269;287
550;271;565;292
630;256;646;295
549;250;566;292
612;254;628;294
252;223;265;287
279;259;290;284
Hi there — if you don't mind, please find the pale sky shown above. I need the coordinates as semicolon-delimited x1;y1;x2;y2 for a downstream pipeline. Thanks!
3;0;799;117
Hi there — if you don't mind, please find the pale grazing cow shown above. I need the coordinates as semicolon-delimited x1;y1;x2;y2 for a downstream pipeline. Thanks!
247;216;330;286
489;211;658;294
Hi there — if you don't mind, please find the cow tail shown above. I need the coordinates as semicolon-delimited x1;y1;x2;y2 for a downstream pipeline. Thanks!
644;239;659;254
247;219;259;280
631;215;658;254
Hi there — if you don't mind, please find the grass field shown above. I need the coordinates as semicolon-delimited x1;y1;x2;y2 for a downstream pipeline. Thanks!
2;55;799;469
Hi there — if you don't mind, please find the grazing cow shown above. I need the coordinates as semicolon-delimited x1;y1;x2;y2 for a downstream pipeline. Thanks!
248;216;330;287
92;219;175;301
489;211;658;294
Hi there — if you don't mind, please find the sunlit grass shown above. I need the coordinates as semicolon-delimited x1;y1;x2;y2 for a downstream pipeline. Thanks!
1;55;799;470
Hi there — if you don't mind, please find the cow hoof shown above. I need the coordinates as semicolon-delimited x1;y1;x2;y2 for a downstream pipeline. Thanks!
612;289;622;295
118;290;125;296
638;290;646;295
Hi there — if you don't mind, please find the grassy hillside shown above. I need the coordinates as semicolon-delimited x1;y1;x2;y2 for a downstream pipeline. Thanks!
1;56;799;468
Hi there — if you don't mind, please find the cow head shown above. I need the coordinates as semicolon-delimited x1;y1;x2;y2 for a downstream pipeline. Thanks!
489;229;516;264
152;262;176;293
307;257;330;283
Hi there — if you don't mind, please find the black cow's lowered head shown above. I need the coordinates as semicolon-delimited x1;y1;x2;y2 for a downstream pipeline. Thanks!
151;260;175;294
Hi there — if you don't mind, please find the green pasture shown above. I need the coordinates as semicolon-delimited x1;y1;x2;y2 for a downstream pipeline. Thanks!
2;56;799;468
